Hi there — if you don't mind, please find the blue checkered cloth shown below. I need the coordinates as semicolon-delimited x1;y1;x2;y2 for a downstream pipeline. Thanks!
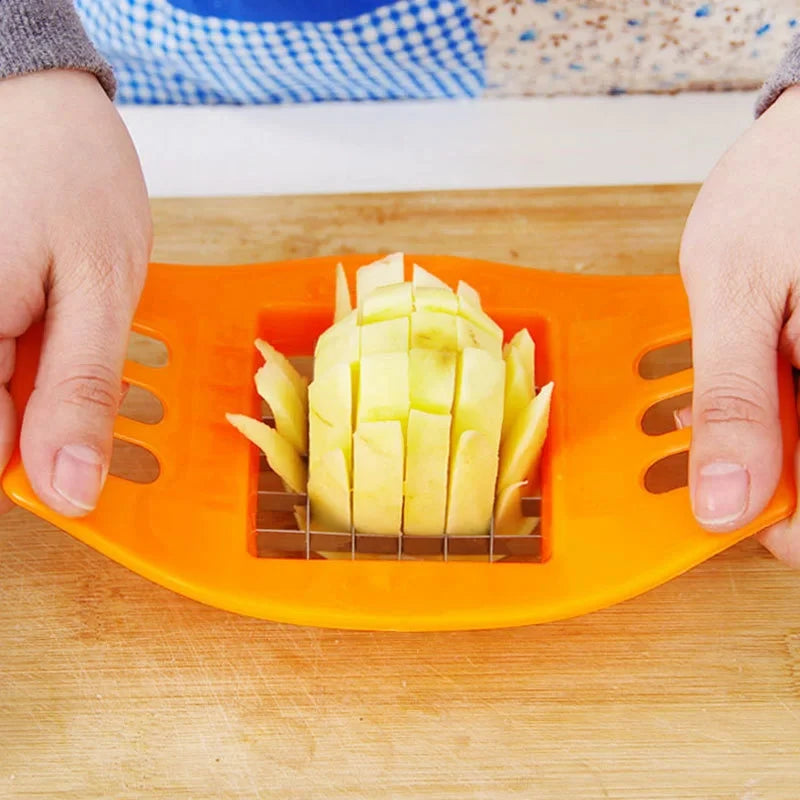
74;0;485;104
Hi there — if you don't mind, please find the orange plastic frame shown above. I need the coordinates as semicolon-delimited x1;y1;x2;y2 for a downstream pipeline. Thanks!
2;254;797;631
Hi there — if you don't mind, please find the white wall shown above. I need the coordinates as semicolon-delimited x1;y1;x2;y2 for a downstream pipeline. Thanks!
120;91;758;197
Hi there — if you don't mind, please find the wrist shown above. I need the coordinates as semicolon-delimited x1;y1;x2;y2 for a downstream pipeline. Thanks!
0;0;115;99
758;83;800;134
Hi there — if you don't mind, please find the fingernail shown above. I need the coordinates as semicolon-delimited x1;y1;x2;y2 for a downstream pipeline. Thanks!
694;462;750;526
53;445;106;511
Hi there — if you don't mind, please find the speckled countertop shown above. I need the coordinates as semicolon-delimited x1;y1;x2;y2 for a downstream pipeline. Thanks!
468;0;798;95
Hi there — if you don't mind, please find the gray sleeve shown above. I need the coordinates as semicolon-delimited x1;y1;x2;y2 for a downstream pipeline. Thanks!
0;0;115;98
755;32;800;116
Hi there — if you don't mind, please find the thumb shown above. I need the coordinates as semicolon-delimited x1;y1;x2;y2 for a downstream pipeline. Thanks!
20;261;140;517
686;287;783;532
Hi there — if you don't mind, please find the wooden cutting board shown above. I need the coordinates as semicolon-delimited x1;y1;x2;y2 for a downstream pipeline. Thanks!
2;185;799;800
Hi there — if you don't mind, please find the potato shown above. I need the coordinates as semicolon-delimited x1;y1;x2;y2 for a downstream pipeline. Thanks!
229;253;553;544
403;410;451;535
225;413;307;495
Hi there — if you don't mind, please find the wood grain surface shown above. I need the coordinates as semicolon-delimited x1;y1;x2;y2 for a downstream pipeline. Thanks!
2;185;799;800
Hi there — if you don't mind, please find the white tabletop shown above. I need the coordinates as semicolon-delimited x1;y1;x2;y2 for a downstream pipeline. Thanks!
120;90;758;197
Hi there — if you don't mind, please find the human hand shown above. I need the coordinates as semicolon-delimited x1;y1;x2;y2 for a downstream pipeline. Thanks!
0;70;151;517
678;85;800;568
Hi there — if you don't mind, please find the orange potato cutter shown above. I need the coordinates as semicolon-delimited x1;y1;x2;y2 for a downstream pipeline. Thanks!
2;254;796;631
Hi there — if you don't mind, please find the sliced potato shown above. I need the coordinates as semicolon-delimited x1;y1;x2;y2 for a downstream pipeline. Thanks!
232;254;554;548
456;317;502;359
254;338;308;409
314;310;359;378
452;347;505;447
505;328;535;384
357;351;410;428
457;296;504;341
353;421;404;534
493;480;538;537
334;262;352;323
497;381;554;494
445;430;497;535
448;348;505;531
356;252;404;307
308;361;352;429
403;410;451;535
225;413;307;495
308;361;352;471
361;282;414;323
360;317;410;356
456;279;482;309
413;263;450;290
255;361;308;456
414;286;458;314
410;309;458;350
501;343;534;442
308;448;351;533
309;409;345;472
409;348;456;415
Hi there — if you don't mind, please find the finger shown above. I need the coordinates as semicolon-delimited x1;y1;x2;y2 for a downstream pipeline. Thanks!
676;403;800;568
0;339;15;514
756;441;800;569
757;524;800;569
684;278;783;532
0;389;14;515
756;428;800;568
754;324;800;566
755;378;800;568
0;264;43;515
20;261;138;517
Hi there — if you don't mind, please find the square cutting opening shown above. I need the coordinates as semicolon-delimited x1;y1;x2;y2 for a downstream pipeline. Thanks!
248;304;553;564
